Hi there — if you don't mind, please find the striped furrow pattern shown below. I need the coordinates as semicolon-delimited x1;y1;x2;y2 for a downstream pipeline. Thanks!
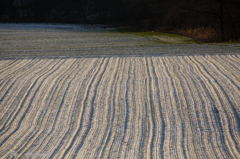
0;54;240;159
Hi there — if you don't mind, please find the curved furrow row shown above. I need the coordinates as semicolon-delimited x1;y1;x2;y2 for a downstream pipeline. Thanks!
0;58;60;155
117;57;135;159
179;56;216;158
104;57;125;159
0;59;50;119
94;57;121;158
4;58;78;157
0;59;37;85
107;57;131;158
80;58;118;158
0;59;41;106
58;58;106;159
125;57;144;159
126;57;144;159
0;59;56;135
157;57;183;159
15;58;81;158
196;55;240;157
211;55;240;89
0;55;240;158
73;58;110;158
0;59;61;135
109;57;130;158
43;58;99;158
45;58;101;158
183;55;229;158
0;59;22;77
19;57;87;151
165;56;198;159
139;57;152;159
164;57;191;158
192;55;234;158
148;57;166;159
184;56;230;158
0;58;79;158
184;55;236;158
152;57;171;159
208;55;240;88
145;57;161;158
207;55;240;114
170;55;206;158
177;55;232;158
220;55;240;75
19;58;86;157
0;59;19;76
0;60;12;70
234;54;240;59
226;54;240;69
189;55;240;158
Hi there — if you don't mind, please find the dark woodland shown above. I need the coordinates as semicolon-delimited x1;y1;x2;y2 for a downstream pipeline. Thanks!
0;0;239;42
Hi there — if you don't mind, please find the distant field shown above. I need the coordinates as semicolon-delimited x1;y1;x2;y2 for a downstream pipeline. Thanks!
0;24;240;158
1;23;240;58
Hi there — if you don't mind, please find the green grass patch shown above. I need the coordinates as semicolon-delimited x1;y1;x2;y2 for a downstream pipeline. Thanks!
112;27;197;44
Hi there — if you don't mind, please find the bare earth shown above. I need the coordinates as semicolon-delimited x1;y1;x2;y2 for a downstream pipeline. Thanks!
0;24;240;158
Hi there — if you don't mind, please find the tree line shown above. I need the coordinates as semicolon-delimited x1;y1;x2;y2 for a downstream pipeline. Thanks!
0;0;239;41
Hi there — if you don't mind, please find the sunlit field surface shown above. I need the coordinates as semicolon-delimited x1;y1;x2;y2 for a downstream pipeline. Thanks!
0;24;240;158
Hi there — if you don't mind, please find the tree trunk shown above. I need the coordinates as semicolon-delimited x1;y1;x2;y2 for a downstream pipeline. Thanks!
9;0;16;21
219;0;225;41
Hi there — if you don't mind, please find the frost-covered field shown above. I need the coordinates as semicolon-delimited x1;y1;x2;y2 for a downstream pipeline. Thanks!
0;24;240;158
1;23;240;58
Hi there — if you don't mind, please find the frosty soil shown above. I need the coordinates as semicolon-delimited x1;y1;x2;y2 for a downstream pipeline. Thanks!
0;24;240;158
10;151;51;158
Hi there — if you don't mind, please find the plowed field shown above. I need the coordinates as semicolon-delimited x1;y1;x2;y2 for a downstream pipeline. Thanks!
0;24;240;158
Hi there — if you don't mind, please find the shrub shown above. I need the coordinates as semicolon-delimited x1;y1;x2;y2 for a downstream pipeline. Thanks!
175;27;220;43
